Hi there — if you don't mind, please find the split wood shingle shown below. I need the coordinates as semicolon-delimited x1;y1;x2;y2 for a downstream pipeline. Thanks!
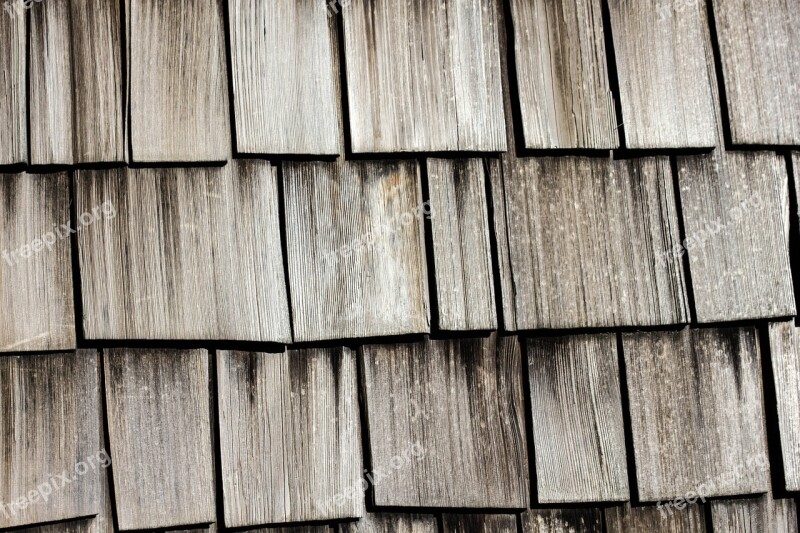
711;494;798;533
520;509;603;533
767;320;800;491
0;9;26;165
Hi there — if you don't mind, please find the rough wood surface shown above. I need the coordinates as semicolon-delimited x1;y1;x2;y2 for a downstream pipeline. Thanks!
104;348;215;530
521;509;602;533
427;158;496;331
493;156;689;330
128;0;230;162
711;494;798;533
0;173;76;352
767;321;800;491
361;334;529;508
342;0;506;153
229;0;339;155
622;327;770;501
509;0;617;149
678;151;795;322
442;514;516;533
339;513;438;533
606;503;706;533
29;0;124;164
0;351;100;529
0;8;26;165
527;334;629;503
217;348;363;527
712;0;800;145
76;161;291;342
608;0;716;148
283;160;429;342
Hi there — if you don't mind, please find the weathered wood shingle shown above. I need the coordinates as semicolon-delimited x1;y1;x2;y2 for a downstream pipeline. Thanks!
606;504;706;533
0;8;26;165
521;509;603;533
767;320;800;491
442;514;516;533
339;513;438;533
217;348;363;527
361;334;529;508
711;494;798;533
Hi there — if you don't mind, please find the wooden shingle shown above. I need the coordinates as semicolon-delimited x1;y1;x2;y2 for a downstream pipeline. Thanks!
443;514;516;533
0;8;26;165
342;0;506;153
427;158;496;331
217;348;363;527
606;504;706;533
284;160;429;342
361;334;529;508
622;328;770;501
0;173;75;352
128;0;230;162
0;351;100;529
527;334;629;503
608;0;716;149
339;513;438;533
767;320;800;491
521;509;603;533
509;0;617;149
76;161;291;342
104;348;215;530
492;156;689;330
711;494;798;533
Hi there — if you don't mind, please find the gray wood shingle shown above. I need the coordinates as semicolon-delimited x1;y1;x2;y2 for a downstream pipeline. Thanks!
339;513;438;533
442;514;516;533
711;494;798;533
767;320;800;491
0;8;26;165
606;504;706;533
521;509;603;533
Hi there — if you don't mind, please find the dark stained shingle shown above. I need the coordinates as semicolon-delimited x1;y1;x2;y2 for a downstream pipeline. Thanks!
711;493;798;533
339;513;438;533
442;514;516;533
0;8;26;165
606;503;706;533
521;509;603;533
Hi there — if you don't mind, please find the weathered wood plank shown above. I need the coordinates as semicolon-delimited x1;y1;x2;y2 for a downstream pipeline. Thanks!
712;0;800;145
443;514;516;533
283;160;429;342
711;493;798;533
493;156;689;330
0;351;100;528
228;0;339;155
104;348;215;530
342;0;506;152
606;503;706;533
0;173;76;352
678;151;794;322
217;347;363;526
0;7;26;165
527;334;629;503
339;513;438;533
767;321;800;491
622;327;770;501
521;509;602;533
608;0;716;148
76;161;291;342
427;158;496;331
361;334;529;508
128;0;230;162
509;0;617;149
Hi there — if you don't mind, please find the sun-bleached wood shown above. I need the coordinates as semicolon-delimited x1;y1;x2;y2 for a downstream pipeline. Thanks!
0;173;75;352
711;494;797;533
712;0;800;145
492;156;689;330
0;351;100;529
128;0;230;162
339;513;438;533
0;9;26;165
342;0;506;152
608;0;716;148
678;151;795;322
283;160;429;342
217;348;363;526
361;334;529;508
527;334;629;503
228;0;339;155
76;161;291;342
767;321;800;491
521;509;603;533
606;504;706;533
427;158;496;331
509;0;618;149
623;328;770;501
104;348;215;530
443;514;516;533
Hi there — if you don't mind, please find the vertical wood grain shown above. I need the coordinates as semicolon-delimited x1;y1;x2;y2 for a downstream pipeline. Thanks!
606;503;706;533
0;6;26;165
711;493;798;533
442;514;517;533
767;320;800;491
521;509;603;533
339;513;438;533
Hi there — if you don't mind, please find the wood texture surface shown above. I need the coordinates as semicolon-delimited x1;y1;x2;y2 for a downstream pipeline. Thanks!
622;328;770;501
0;8;26;165
767;320;800;491
712;0;800;145
360;334;529;508
29;0;124;164
606;504;706;533
527;334;629;503
608;0;716;148
339;513;438;533
128;0;231;162
0;351;100;528
521;509;603;533
492;156;689;330
509;0;617;149
427;158;496;331
342;0;506;152
217;348;363;527
678;151;795;322
442;514;516;533
711;494;798;533
104;348;215;530
283;160;429;342
76;161;291;342
0;173;76;352
228;0;339;155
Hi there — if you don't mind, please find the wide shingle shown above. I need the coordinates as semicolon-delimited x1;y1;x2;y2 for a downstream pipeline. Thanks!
442;514;516;533
521;509;603;533
339;513;438;533
606;504;706;533
711;494;798;533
